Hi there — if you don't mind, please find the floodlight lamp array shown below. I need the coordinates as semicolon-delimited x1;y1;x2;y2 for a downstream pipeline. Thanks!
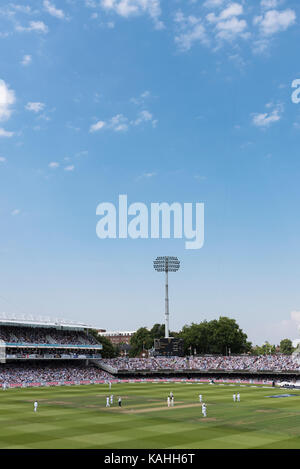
153;256;180;273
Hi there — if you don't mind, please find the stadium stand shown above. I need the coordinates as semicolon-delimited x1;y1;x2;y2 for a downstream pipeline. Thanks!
1;314;300;387
100;355;300;372
0;314;112;386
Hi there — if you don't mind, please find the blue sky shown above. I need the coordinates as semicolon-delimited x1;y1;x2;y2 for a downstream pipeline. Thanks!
1;0;300;345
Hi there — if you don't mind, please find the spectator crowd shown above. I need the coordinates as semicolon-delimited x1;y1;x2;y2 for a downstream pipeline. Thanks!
0;362;113;384
101;355;299;372
0;326;98;346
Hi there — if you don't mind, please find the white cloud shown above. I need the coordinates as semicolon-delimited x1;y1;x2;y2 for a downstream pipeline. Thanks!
136;171;156;181
100;0;164;30
0;156;6;163
176;3;249;51
269;311;300;343
206;3;248;42
139;110;157;127
260;0;280;10
25;102;45;113
215;16;248;40
43;0;65;20
85;0;98;7
10;4;33;14
203;0;225;7
11;209;20;216
174;11;209;51
219;3;243;21
0;79;16;121
21;54;32;66
252;103;283;127
254;9;296;36
109;113;129;132
207;3;244;23
0;128;14;138
90;109;157;133
90;120;106;132
16;21;49;33
64;165;75;171
252;38;270;54
291;311;300;322
49;162;59;168
132;110;154;125
130;90;151;105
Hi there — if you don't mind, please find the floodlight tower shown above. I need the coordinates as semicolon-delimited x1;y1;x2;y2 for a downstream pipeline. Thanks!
153;256;180;339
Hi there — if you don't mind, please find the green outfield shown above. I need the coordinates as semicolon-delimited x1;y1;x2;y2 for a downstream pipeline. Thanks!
1;382;300;449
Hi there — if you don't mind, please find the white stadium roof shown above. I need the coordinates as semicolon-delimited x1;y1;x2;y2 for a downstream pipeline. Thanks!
0;312;99;330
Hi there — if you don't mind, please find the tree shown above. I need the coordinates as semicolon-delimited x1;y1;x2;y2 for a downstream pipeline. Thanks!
178;322;211;355
129;327;153;357
251;341;276;355
89;330;116;358
150;324;165;340
178;317;251;355
279;339;294;355
207;317;251;355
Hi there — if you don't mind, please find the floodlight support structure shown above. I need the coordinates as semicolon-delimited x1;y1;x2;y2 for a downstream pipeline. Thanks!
153;256;180;339
165;270;169;339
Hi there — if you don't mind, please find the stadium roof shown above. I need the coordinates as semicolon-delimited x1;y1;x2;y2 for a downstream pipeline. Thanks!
0;312;99;330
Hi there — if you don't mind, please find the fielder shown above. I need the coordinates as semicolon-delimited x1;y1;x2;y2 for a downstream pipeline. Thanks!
34;401;38;412
106;397;110;407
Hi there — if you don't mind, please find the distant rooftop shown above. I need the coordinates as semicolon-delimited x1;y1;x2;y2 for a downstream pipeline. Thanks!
0;312;99;330
98;331;136;337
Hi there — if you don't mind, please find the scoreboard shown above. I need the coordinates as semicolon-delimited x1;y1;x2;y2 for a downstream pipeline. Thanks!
154;338;184;357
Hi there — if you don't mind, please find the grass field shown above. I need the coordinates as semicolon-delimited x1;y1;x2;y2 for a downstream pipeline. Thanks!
1;382;300;449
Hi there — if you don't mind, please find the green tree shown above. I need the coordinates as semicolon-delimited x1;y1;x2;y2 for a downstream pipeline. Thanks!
279;339;294;355
252;341;276;355
89;330;116;358
129;327;153;357
207;317;251;355
178;321;211;355
178;317;251;355
150;323;165;340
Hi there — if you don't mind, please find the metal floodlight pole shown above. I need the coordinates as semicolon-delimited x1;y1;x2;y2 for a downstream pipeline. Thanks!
165;269;169;338
153;256;180;339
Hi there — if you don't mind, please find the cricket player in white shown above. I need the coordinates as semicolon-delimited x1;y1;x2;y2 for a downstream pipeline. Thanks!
106;397;110;407
233;393;236;402
171;396;174;407
237;393;240;402
167;396;170;407
199;394;202;403
109;382;112;390
202;403;207;417
34;401;38;412
110;395;114;405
